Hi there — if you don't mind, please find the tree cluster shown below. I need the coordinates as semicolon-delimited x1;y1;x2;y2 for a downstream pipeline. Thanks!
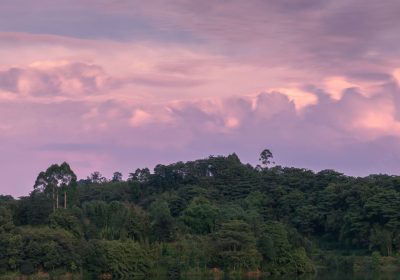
3;150;399;276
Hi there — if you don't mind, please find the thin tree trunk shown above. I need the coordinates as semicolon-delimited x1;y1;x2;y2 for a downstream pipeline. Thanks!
64;190;66;209
57;190;59;209
53;187;55;212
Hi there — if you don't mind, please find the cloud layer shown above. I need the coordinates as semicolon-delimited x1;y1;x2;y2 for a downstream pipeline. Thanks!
1;0;400;197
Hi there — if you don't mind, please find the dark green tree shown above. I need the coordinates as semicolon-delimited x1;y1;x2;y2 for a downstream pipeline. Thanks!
180;197;219;234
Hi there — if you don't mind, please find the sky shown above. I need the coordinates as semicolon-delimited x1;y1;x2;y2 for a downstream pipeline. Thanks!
1;0;400;197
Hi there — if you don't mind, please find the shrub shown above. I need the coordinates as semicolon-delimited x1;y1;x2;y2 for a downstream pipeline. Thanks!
169;258;182;276
20;261;36;275
103;240;151;277
371;251;381;269
325;255;338;269
340;256;355;271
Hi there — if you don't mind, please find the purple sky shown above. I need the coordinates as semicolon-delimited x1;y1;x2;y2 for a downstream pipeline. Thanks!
2;0;400;197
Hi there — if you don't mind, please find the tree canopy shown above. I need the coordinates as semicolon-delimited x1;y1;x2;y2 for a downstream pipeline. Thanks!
3;150;400;276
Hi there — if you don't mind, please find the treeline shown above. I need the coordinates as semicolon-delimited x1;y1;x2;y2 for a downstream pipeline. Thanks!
1;150;400;276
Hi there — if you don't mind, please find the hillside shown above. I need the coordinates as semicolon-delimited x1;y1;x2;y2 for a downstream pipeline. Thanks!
1;150;400;277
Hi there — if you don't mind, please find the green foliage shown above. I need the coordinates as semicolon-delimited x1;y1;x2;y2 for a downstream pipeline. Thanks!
180;197;219;234
148;198;170;221
168;258;182;276
20;261;35;275
0;196;14;207
103;240;151;277
82;200;127;240
0;206;15;233
259;149;274;167
221;249;262;272
33;162;77;210
371;251;381;269
340;256;356;271
82;239;107;276
16;153;396;276
369;227;398;256
218;220;255;251
153;214;175;242
325;254;338;269
49;208;81;237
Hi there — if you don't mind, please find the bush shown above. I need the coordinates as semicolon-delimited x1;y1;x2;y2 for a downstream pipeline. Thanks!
49;268;66;277
371;251;381;269
317;252;326;262
70;262;77;272
325;255;338;269
169;258;182;276
103;240;151;277
289;247;315;274
82;239;106;276
340;256;355;271
20;261;36;275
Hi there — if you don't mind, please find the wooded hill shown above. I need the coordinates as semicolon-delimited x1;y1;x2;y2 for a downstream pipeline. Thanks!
1;150;399;277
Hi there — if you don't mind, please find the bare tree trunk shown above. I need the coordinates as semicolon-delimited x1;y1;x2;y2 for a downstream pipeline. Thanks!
64;190;66;209
57;190;59;209
53;187;55;211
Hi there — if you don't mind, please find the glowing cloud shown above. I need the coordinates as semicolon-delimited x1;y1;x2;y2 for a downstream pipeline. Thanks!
1;0;400;197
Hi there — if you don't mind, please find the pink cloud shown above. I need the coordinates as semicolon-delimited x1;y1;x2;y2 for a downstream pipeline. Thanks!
0;60;208;98
0;61;118;96
1;0;400;198
2;84;400;198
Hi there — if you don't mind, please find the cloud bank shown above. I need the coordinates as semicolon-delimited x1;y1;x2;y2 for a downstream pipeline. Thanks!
1;0;400;197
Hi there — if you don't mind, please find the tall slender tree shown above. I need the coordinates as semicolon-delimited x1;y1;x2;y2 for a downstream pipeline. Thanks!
34;164;60;211
58;162;77;209
33;162;77;211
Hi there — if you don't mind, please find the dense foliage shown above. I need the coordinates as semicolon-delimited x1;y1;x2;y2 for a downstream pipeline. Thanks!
2;150;400;276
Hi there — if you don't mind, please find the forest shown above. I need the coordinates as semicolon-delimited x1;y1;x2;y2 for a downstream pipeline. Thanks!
1;150;400;277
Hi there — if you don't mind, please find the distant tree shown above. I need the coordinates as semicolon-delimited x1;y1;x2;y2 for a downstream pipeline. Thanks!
112;172;123;182
7;235;23;271
82;240;107;276
180;197;219;234
258;234;275;261
88;171;108;183
218;220;255;251
128;172;138;181
148;199;170;222
124;206;141;242
34;162;77;210
0;206;15;233
293;205;320;237
58;162;77;209
48;208;81;237
137;168;151;182
262;221;291;263
33;164;60;211
153;214;175;242
0;195;14;207
259;149;274;167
